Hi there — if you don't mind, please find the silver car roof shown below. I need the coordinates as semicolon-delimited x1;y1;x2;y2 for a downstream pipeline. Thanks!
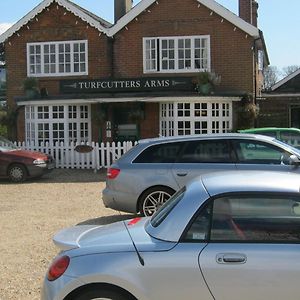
145;171;300;242
138;133;276;144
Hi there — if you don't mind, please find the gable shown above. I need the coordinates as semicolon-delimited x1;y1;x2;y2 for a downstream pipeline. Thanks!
271;69;300;93
108;0;260;37
0;0;111;43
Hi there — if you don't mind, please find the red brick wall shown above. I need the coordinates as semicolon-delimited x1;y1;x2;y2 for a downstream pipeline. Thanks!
113;0;255;93
4;0;259;141
5;2;111;108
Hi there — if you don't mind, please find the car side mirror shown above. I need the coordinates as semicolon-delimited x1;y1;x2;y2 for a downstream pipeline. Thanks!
289;154;300;165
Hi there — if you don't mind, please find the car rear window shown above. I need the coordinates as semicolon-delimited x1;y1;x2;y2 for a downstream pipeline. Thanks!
151;187;186;227
133;142;182;163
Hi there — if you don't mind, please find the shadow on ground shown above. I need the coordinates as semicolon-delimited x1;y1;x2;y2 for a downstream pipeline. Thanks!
0;168;107;184
77;214;138;225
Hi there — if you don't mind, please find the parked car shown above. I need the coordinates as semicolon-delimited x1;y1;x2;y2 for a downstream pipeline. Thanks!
43;171;300;300
239;127;300;148
0;136;54;182
103;133;300;216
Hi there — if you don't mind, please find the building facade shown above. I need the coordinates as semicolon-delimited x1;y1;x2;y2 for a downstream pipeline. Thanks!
0;0;267;144
258;68;300;128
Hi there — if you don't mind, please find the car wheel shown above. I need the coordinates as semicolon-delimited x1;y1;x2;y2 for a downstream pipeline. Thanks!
139;186;175;216
72;288;132;300
8;164;27;183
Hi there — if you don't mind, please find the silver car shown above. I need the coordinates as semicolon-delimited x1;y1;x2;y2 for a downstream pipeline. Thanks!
103;133;300;216
42;171;300;300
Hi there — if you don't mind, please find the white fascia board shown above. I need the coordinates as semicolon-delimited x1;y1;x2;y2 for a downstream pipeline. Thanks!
17;95;240;106
199;0;259;37
108;0;156;37
271;68;300;91
0;0;108;43
108;0;259;38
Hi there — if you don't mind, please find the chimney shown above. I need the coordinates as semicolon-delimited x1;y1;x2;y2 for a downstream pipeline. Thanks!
239;0;258;26
114;0;132;23
251;0;258;27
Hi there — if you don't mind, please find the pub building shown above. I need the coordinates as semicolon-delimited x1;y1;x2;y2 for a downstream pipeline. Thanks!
0;0;268;144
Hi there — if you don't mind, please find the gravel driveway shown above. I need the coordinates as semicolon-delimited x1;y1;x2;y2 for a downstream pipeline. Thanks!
0;169;135;300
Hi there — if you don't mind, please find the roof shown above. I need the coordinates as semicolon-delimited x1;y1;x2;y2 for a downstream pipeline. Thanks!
138;132;276;143
271;68;300;92
202;170;300;196
240;127;300;134
0;0;260;43
0;0;111;43
108;0;260;37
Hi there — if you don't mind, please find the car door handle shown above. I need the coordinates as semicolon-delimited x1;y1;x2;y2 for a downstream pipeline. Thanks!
176;173;187;177
216;253;247;264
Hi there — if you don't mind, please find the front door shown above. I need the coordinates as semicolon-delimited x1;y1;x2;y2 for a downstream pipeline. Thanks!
290;106;300;128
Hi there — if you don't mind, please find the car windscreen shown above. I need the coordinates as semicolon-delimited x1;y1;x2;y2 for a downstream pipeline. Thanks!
150;187;186;227
274;139;300;156
0;137;18;151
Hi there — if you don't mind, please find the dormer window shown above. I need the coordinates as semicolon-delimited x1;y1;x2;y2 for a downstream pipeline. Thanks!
27;40;88;77
143;35;210;73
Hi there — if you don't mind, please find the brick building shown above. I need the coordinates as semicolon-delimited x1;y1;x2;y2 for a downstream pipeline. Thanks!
258;69;300;128
0;0;268;144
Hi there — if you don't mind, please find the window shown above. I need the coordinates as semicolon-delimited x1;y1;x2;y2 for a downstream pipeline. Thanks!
25;104;91;145
184;194;300;243
233;140;291;164
151;187;186;228
133;142;183;163
258;50;264;71
27;40;88;77
210;196;300;242
160;101;232;137
178;140;232;163
143;35;210;73
280;131;300;148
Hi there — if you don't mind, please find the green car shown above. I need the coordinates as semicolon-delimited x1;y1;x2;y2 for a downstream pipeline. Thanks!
239;127;300;148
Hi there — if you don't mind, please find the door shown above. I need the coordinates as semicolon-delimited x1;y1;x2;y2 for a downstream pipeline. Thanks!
172;139;236;188
196;195;300;300
233;139;297;173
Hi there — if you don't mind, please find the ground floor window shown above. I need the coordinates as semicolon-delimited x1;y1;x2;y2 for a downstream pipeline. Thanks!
160;100;232;136
25;104;91;145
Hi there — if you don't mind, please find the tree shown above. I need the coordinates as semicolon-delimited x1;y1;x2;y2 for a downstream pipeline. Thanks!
263;65;280;90
282;65;300;77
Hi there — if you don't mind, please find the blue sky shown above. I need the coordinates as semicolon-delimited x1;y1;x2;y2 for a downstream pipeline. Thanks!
0;0;299;71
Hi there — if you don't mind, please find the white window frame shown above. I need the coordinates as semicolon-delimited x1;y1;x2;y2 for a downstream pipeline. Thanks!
27;40;88;77
25;104;91;145
143;35;211;74
160;100;232;137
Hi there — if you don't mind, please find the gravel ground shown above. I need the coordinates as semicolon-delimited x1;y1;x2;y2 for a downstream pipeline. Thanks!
0;169;134;300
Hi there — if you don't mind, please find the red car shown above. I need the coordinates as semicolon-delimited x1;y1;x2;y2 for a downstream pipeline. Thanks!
0;136;54;182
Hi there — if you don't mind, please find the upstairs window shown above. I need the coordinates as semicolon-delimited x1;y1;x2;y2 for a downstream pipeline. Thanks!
143;35;210;73
27;40;88;77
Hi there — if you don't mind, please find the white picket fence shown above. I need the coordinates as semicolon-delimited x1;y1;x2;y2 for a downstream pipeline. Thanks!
13;141;137;169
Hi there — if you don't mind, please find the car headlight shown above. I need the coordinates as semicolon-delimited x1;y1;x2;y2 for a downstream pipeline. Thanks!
33;159;46;165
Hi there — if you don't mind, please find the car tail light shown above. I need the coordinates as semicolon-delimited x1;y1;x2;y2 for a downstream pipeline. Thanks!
47;255;70;281
107;167;120;179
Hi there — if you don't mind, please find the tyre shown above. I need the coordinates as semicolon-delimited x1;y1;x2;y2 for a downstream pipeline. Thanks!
139;186;175;216
8;164;27;183
72;287;131;300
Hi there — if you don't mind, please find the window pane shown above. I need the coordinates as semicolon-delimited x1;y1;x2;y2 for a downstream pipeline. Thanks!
234;140;291;164
210;196;300;242
133;142;183;163
178;140;231;163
